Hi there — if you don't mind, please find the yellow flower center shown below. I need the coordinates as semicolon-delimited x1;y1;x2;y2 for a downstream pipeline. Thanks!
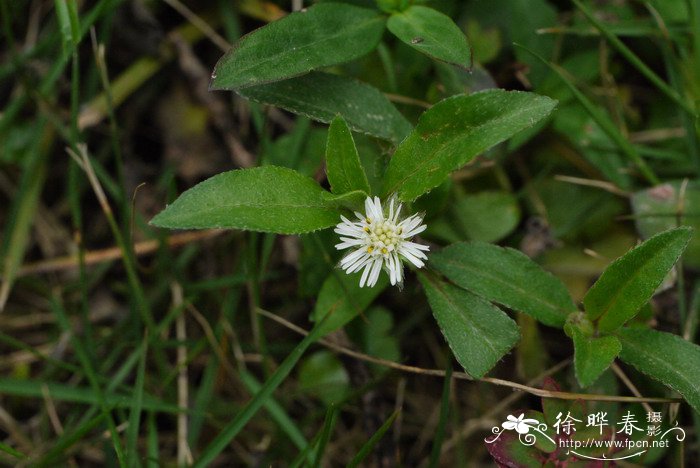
365;220;402;255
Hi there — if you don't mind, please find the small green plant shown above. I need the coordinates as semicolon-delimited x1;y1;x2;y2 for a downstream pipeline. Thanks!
149;1;700;464
6;0;700;465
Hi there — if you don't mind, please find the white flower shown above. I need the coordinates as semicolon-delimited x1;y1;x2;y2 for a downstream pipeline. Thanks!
502;414;540;434
334;196;429;288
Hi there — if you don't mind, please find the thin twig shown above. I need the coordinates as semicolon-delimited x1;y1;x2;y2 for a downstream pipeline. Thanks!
161;0;230;51
629;127;685;143
257;309;683;404
554;174;630;197
385;93;432;109
172;283;193;466
187;303;238;377
610;363;654;414
41;384;64;435
14;230;222;277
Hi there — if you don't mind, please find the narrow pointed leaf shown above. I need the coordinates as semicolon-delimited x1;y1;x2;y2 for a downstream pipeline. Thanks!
419;272;520;378
150;166;341;234
429;366;452;468
617;327;700;414
516;43;660;185
211;3;386;89
0;378;178;413
571;0;693;115
569;326;621;388
194;325;326;467
326;116;371;195
239;370;309;451
584;227;692;332
312;406;339;467
239;72;412;143
430;242;576;328
0;442;25;460
382;90;556;201
387;6;471;68
347;411;399;468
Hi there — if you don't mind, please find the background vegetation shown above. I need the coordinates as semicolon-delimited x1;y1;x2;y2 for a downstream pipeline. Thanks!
1;0;699;466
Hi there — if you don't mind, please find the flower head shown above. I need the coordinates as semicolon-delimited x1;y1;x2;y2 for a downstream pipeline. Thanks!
334;196;429;288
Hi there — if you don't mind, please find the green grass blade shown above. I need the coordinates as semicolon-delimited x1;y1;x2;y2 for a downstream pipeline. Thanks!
0;123;49;312
188;348;220;447
50;296;125;464
347;410;399;468
288;419;328;468
37;413;106;466
193;323;326;467
515;43;660;186
0;441;26;460
239;370;309;451
572;0;695;116
147;412;160;468
429;366;452;468
312;406;338;467
126;334;148;466
53;0;75;52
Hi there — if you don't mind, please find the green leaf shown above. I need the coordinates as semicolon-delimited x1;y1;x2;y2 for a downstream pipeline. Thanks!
311;271;388;337
452;191;520;243
527;178;625;241
265;122;325;177
323;189;368;213
418;272;519;378
617;327;700;414
568;326;621;388
430;242;576;328
387;6;471;68
584;227;692;332
347;306;400;375
485;420;546;467
326;116;371;195
382;90;557;201
508;0;557;87
425;191;520;244
631;181;700;268
239;72;412;143
211;3;386;89
298;351;350;406
150;166;341;234
516;314;548;380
